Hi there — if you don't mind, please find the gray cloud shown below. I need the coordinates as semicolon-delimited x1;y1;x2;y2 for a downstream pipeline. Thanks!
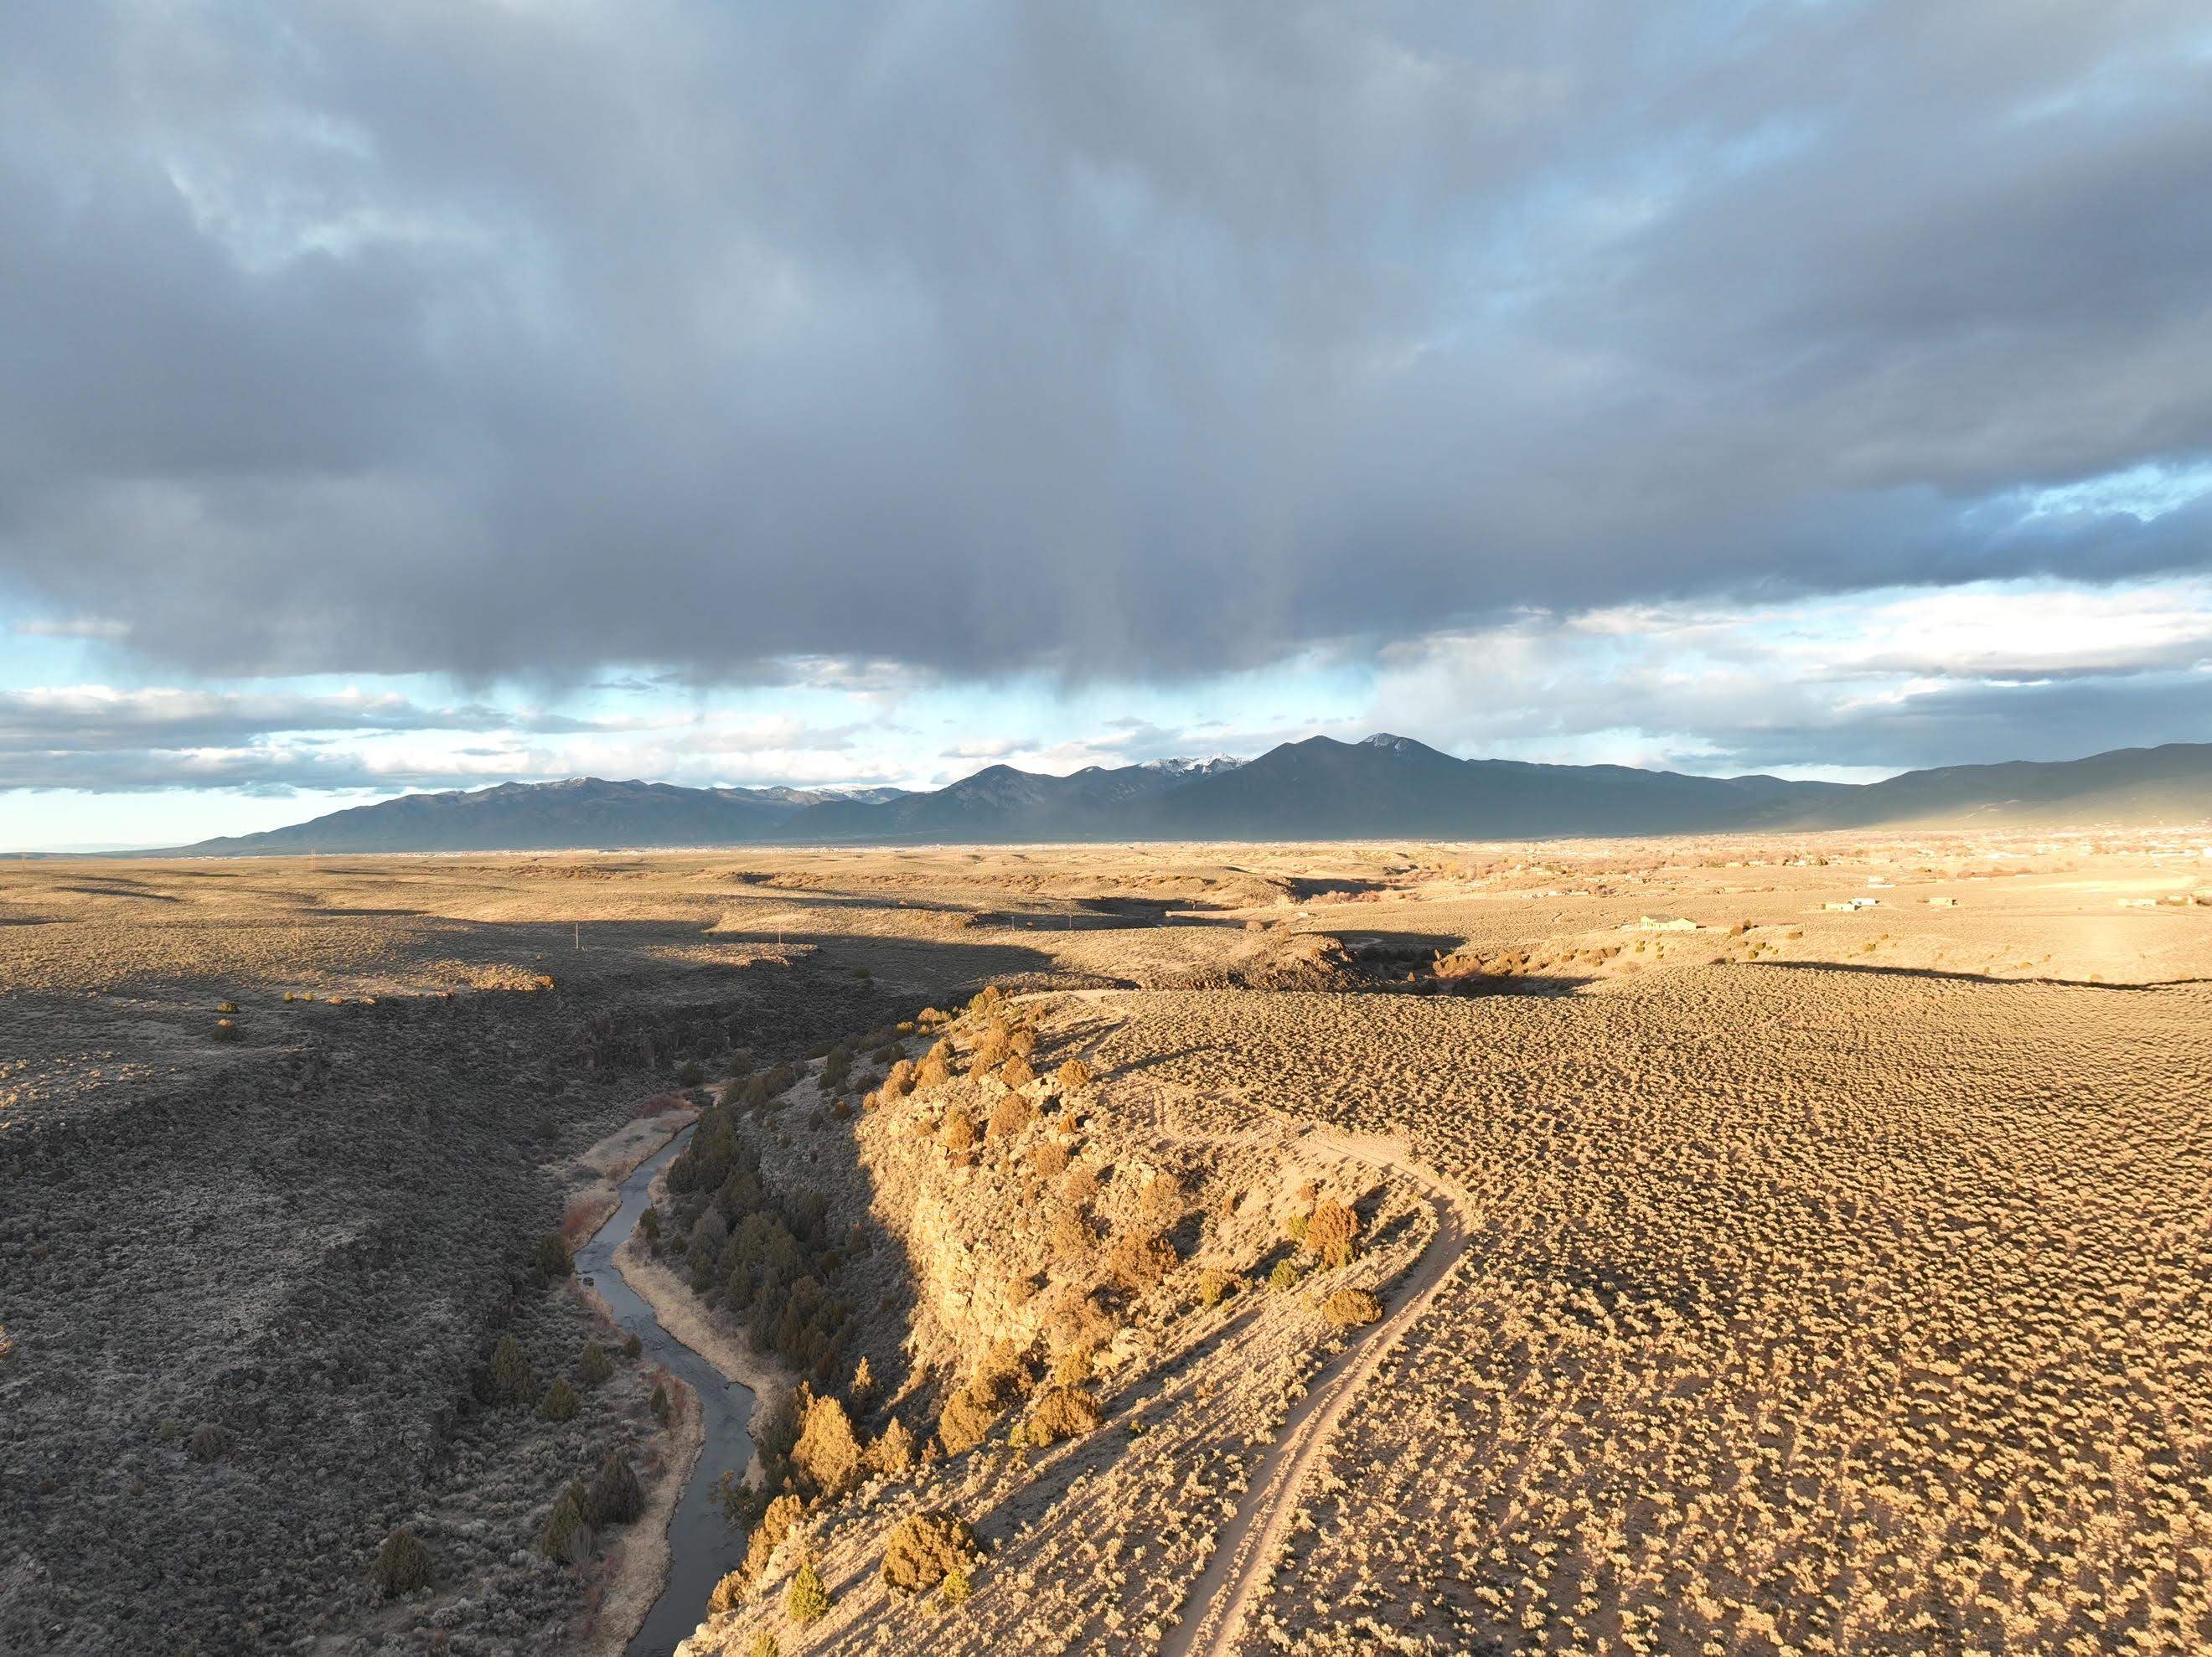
1708;672;2212;775
1;1;2209;697
1361;576;2212;774
0;684;886;793
0;688;597;753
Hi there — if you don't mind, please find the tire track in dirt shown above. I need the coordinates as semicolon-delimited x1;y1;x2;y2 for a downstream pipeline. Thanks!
1024;987;1475;1657
1159;1123;1470;1657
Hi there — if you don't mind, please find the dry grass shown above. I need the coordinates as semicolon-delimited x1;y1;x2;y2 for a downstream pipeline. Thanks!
6;830;2210;1656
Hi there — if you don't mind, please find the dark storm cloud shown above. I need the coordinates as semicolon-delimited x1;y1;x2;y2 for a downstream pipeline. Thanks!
3;1;2209;686
1713;672;2212;774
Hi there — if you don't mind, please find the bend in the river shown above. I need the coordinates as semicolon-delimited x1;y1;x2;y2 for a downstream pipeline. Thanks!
574;1126;757;1657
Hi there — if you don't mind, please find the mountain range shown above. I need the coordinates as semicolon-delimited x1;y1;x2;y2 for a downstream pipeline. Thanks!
161;736;2212;855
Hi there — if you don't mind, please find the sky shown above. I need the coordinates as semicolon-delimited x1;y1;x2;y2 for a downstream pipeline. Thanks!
3;2;2210;849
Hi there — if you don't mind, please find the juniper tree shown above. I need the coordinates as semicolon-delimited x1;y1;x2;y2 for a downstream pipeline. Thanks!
370;1527;433;1598
489;1334;536;1407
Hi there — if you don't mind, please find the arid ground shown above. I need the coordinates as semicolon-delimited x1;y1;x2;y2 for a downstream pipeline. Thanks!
4;831;2209;1654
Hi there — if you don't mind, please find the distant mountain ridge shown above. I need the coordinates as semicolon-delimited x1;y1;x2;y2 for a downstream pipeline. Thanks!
161;737;2212;855
175;777;914;855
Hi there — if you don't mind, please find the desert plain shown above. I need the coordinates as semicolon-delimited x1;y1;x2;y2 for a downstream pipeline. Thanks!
3;830;2209;1655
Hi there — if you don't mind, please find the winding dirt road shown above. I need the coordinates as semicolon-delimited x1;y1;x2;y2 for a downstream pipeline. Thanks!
1160;1123;1472;1657
1025;988;1476;1657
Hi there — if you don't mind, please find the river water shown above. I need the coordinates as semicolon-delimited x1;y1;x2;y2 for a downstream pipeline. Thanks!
573;1126;758;1657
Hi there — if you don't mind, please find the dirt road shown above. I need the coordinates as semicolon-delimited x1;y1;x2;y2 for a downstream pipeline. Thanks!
1023;988;1476;1657
1159;1123;1471;1656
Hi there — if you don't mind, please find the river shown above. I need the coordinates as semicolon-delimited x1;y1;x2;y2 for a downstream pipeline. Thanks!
573;1126;758;1657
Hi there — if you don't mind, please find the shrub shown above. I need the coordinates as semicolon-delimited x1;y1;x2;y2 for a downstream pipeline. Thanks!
938;1559;974;1608
743;1492;804;1582
585;1450;644;1526
988;1091;1034;1139
540;1377;580;1422
650;1383;672;1425
881;1058;916;1101
1009;1026;1038;1057
539;1484;590;1562
881;1510;978;1596
976;1340;1029;1401
787;1561;830;1625
793;1393;866;1498
1139;1173;1184;1229
969;1028;1009;1074
1198;1267;1239;1309
678;1061;706;1087
215;999;239;1014
490;1334;537;1407
1062;1164;1100;1205
915;1051;953;1091
1028;1386;1103;1444
1055;1057;1093;1092
1104;1228;1177;1293
750;1634;780;1657
870;1414;918;1475
186;1422;233;1462
576;1340;613;1387
639;1207;663;1242
212;1018;240;1042
1050;1340;1097;1387
535;1232;575;1278
940;1107;979;1154
707;1570;747;1614
1284;1212;1310;1246
1321;1286;1384;1328
999;1054;1036;1090
752;1388;804;1471
1049;1207;1093;1263
936;1385;1001;1456
1269;1259;1302;1293
1307;1197;1361;1268
1030;1140;1069;1178
623;1331;643;1360
690;1209;729;1257
370;1526;433;1598
714;1469;762;1531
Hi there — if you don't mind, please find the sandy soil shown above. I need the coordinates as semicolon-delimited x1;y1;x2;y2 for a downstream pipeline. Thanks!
1160;1123;1473;1657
